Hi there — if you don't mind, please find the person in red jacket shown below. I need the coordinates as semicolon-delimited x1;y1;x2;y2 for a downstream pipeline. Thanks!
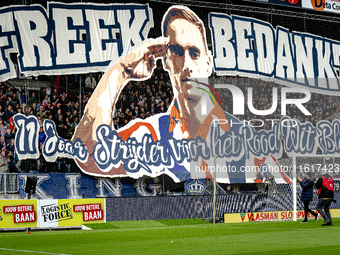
315;171;335;226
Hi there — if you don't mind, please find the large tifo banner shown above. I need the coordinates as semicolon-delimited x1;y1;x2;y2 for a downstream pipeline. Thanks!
0;198;105;228
8;3;340;184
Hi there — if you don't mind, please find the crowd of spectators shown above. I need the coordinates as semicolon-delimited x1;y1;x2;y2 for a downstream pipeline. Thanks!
0;62;339;175
0;73;99;174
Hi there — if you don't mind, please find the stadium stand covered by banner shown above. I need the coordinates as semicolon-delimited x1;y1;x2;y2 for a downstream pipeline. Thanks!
0;0;339;222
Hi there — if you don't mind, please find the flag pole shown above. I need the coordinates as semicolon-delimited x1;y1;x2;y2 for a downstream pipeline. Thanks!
213;150;217;224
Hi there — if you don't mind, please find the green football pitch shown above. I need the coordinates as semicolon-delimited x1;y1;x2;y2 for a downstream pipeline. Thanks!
0;218;339;255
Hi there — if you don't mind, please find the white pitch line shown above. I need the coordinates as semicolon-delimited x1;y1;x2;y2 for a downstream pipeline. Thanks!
0;224;339;238
0;248;72;255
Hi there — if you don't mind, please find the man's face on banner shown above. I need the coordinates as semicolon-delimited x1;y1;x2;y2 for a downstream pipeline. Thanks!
165;18;211;109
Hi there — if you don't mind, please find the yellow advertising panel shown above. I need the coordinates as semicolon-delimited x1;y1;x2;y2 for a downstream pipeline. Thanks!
37;198;105;228
0;200;38;228
224;209;340;223
58;199;105;227
224;213;252;223
0;198;105;229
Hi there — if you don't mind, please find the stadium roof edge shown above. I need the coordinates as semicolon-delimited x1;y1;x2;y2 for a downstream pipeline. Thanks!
149;0;340;23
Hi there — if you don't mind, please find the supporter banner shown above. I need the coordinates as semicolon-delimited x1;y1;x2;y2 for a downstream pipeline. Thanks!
302;0;340;14
12;4;340;185
18;173;174;199
0;2;339;92
0;3;153;81
0;198;105;228
185;179;207;195
224;208;340;223
209;12;340;93
14;112;340;184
